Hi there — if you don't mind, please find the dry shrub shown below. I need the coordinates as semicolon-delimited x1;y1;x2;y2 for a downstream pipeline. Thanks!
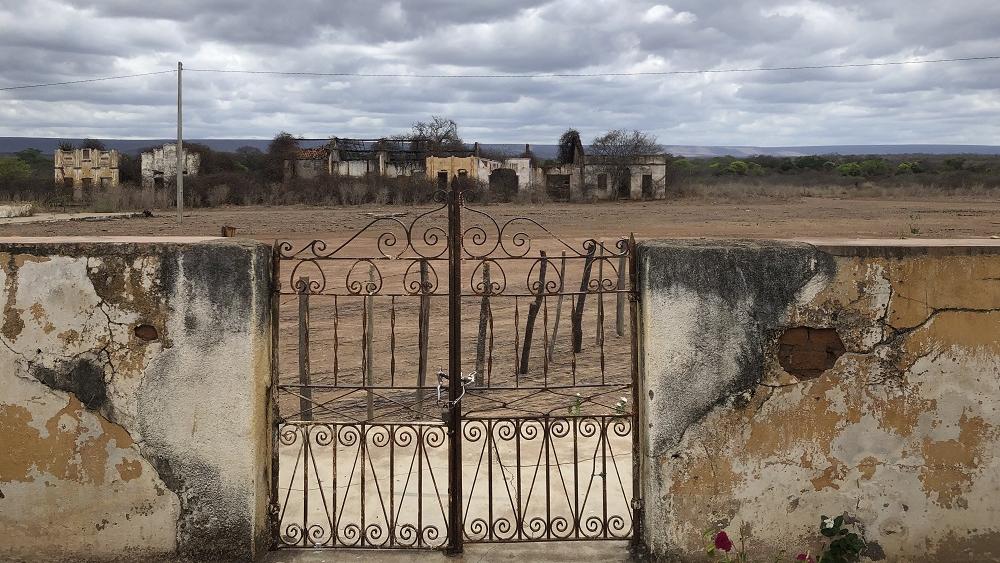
513;186;551;205
88;184;171;212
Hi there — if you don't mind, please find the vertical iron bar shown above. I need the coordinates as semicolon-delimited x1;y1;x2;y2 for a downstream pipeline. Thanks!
333;295;339;387
601;417;609;539
331;423;338;545
297;277;312;421
360;424;367;547
447;182;464;555
628;234;644;553
417;425;424;547
513;296;520;385
515;419;523;540
366;266;375;420
544;416;551;540
389;426;396;546
390;296;396;387
417;259;430;408
570;295;577;385
269;242;281;545
597;241;605;346
572;417;580;538
302;426;310;546
542;295;549;387
487;419;494;541
475;261;491;386
616;249;626;337
598;243;606;383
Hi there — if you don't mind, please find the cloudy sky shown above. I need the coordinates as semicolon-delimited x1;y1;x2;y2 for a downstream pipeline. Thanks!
1;0;998;146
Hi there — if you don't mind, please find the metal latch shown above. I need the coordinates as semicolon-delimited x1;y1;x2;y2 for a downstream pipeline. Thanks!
436;369;476;408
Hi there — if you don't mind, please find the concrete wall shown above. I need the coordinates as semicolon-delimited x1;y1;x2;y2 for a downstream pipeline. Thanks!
425;155;500;182
638;239;1000;562
0;237;273;562
502;157;535;191
140;144;200;189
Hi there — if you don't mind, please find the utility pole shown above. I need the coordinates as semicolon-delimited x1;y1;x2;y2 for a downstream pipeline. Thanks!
176;61;183;221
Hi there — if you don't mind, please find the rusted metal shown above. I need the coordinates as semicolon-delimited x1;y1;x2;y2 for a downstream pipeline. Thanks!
272;187;642;552
446;181;464;555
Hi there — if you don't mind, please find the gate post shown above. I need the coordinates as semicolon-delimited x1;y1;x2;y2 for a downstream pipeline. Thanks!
446;181;464;554
628;233;644;554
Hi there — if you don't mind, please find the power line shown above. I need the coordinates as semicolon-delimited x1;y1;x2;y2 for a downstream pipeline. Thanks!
185;55;1000;78
0;70;175;91
2;54;998;91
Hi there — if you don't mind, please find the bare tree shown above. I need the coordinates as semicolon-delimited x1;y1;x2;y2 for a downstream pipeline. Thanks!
406;116;464;152
267;131;301;181
557;129;582;164
589;129;660;197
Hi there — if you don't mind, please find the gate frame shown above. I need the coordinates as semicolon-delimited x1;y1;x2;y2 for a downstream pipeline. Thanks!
268;181;644;554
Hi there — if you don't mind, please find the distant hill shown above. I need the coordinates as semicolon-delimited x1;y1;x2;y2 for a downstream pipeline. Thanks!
2;137;999;158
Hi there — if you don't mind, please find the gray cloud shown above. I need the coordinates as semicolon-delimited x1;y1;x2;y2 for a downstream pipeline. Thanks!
0;0;998;145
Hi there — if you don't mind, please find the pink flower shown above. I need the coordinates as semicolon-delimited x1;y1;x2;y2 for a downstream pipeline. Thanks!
796;553;815;562
714;531;733;552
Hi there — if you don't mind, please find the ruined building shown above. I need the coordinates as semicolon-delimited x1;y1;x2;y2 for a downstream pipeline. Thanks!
286;136;668;201
54;148;119;198
140;144;200;189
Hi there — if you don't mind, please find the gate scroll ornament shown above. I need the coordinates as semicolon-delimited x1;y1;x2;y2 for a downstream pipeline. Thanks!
272;183;642;553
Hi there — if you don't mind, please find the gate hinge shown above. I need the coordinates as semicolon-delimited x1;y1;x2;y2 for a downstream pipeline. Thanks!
631;497;644;511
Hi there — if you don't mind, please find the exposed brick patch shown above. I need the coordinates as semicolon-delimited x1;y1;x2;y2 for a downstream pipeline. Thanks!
777;327;846;379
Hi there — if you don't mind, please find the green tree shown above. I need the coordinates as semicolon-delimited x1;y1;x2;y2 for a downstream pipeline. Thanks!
837;162;863;177
14;149;51;175
0;157;32;181
858;158;890;177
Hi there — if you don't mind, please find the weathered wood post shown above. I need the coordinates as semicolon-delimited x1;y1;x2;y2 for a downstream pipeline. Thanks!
520;251;547;375
572;243;597;353
548;251;567;361
297;276;312;421
475;261;491;386
417;259;430;408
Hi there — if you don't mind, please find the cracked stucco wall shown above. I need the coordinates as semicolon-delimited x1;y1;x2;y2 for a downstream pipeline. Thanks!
0;238;273;562
638;240;1000;562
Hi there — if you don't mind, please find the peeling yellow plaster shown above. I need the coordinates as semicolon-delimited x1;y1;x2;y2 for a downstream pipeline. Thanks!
887;257;1000;329
919;412;993;509
0;397;140;486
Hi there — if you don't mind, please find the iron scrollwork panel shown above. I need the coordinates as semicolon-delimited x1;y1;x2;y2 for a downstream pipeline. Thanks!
461;416;633;543
276;422;449;549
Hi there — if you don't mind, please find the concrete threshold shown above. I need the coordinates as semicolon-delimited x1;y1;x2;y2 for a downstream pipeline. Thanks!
264;541;632;562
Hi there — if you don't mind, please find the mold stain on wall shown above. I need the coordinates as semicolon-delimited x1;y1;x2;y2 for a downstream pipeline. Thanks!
643;246;1000;562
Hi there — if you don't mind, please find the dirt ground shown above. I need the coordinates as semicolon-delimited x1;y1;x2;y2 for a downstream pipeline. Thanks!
2;196;998;240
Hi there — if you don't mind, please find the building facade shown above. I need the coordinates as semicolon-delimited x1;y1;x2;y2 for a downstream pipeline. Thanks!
140;144;200;188
285;137;668;201
54;148;119;199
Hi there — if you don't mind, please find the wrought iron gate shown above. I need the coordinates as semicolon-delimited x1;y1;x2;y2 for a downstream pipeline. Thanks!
271;183;641;554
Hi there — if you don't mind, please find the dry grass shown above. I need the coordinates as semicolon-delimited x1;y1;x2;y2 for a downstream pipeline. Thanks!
672;180;998;202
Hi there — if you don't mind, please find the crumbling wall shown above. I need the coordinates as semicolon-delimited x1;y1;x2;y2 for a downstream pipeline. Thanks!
638;239;1000;562
0;237;273;562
